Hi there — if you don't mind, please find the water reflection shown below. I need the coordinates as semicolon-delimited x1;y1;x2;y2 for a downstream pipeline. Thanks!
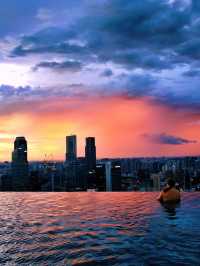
0;192;199;265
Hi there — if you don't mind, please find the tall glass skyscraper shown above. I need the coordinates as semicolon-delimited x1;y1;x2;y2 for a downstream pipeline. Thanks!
85;137;96;172
11;136;29;191
66;135;77;161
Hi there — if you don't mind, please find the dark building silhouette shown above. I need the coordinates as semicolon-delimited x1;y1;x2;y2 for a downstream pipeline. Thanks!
11;136;29;191
85;137;96;172
30;170;41;191
95;163;106;191
65;157;87;191
107;161;122;191
66;135;77;161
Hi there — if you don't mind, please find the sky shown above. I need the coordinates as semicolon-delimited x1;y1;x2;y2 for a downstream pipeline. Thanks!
0;0;200;161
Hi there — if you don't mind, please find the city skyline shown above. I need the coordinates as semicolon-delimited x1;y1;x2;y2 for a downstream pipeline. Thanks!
3;134;198;193
0;2;199;265
1;1;200;160
0;133;200;163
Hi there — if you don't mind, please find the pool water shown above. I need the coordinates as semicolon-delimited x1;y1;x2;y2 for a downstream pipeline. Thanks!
0;192;199;265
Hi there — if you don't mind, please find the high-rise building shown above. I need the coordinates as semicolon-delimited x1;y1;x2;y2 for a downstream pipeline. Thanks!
66;135;77;161
11;136;29;191
65;157;87;191
95;164;106;191
111;161;122;191
105;161;112;191
151;173;161;191
96;161;122;191
85;137;96;172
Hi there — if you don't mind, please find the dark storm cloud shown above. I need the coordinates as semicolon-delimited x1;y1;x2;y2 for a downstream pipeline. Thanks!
88;0;195;71
110;51;171;71
0;84;50;99
33;60;83;72
143;133;197;145
104;73;157;98
22;27;76;47
123;74;157;96
101;69;113;77
177;39;200;60
2;0;200;110
11;42;88;58
10;26;82;57
110;71;200;111
97;1;189;46
0;0;42;36
0;84;87;100
183;69;200;77
10;0;193;68
0;0;79;37
192;0;200;13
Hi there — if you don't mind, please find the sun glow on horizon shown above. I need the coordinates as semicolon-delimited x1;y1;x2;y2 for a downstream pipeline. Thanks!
0;96;200;161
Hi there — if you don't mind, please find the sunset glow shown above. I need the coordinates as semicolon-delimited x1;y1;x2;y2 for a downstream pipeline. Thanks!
1;96;200;161
0;0;200;160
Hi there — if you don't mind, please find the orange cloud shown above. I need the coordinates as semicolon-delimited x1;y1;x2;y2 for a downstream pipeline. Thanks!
0;96;200;161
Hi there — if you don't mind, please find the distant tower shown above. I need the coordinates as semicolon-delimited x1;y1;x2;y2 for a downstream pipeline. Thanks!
151;173;161;191
105;161;112;191
66;135;77;161
11;136;29;191
85;137;96;172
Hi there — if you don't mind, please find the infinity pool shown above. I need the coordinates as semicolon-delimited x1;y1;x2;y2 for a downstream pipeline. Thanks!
0;192;199;265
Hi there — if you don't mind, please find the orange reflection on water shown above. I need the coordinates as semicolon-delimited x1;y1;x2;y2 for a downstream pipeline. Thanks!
0;192;199;265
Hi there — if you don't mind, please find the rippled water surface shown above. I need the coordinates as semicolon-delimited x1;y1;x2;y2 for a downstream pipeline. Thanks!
0;192;199;265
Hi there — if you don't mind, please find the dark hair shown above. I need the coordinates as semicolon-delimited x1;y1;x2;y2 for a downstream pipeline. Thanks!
163;179;175;193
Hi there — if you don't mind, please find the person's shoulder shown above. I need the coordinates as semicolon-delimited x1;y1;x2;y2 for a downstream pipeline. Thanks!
173;188;181;198
172;187;180;193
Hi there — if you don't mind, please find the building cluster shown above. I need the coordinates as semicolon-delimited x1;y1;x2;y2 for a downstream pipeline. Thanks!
0;136;200;191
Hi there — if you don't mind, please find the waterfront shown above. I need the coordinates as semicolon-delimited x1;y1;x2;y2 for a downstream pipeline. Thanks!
0;192;199;265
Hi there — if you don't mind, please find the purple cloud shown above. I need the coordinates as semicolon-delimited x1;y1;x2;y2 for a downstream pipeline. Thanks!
33;60;83;72
143;133;197;145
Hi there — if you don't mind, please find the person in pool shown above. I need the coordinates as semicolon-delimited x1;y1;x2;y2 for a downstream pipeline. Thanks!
157;179;181;203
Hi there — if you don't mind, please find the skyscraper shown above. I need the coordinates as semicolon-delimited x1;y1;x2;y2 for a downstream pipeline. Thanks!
151;173;161;191
65;157;87;191
66;135;77;161
11;136;29;191
105;161;112;191
85;137;96;172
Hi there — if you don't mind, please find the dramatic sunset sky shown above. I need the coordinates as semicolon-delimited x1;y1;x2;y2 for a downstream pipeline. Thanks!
0;0;200;160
